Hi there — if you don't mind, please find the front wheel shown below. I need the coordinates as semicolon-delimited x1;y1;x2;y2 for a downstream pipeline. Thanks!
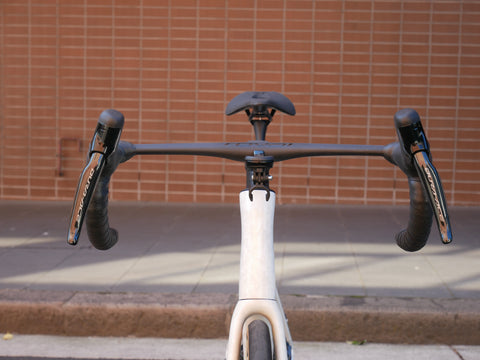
248;320;273;360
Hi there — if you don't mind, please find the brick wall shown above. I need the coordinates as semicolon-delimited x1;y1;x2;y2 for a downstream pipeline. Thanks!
1;0;479;205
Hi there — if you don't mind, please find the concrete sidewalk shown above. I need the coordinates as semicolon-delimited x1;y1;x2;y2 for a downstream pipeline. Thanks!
2;335;479;360
0;200;479;345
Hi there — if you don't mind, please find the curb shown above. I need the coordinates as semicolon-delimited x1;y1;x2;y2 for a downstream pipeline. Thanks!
1;289;478;345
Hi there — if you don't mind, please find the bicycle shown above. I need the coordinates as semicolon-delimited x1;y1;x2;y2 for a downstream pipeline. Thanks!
67;91;452;360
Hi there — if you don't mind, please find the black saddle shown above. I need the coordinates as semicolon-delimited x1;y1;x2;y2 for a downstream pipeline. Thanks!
225;91;296;116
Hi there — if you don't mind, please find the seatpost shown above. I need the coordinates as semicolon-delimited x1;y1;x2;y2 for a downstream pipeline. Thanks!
247;105;274;141
245;105;275;201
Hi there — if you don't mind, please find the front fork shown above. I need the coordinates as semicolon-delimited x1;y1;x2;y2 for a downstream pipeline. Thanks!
225;190;293;360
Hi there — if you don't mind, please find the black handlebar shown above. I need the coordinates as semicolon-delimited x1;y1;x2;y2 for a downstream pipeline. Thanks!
384;141;434;251
67;100;452;252
389;109;452;250
67;109;126;248
84;141;135;250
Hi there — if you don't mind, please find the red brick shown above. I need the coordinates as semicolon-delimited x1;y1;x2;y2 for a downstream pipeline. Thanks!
0;1;478;205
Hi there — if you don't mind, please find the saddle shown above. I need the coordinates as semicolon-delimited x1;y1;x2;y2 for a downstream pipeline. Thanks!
225;91;296;116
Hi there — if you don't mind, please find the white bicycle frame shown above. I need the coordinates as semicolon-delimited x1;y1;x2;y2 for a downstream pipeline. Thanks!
67;93;451;360
225;190;293;360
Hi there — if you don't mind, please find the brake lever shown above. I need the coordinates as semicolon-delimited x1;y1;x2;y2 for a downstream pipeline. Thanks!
395;109;453;244
67;109;124;245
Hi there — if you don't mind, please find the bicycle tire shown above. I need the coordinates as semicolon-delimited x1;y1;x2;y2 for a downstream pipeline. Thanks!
247;320;273;360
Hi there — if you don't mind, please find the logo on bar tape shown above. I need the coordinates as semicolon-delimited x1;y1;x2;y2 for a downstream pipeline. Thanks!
424;166;445;226
75;168;96;228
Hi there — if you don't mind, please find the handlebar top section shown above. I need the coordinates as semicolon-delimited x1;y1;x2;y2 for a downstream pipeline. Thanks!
67;103;452;253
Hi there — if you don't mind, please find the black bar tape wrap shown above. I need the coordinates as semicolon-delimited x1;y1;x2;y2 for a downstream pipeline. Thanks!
395;178;433;252
85;141;135;250
385;138;433;252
